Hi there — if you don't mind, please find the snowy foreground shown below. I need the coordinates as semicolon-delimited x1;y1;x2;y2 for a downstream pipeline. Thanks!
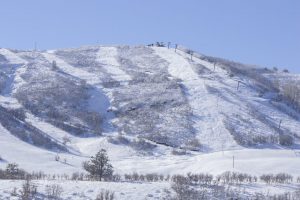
0;180;168;200
0;179;300;200
0;44;300;198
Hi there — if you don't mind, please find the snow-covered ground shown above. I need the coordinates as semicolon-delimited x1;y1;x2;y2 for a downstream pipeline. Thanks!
0;45;300;197
0;178;299;199
1;121;300;177
96;46;131;82
0;180;169;200
154;47;238;151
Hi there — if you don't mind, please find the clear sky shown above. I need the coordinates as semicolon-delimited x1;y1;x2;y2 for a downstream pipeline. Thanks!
0;0;299;72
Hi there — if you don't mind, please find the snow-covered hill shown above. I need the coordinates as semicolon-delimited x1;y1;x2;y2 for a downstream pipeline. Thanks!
0;44;300;176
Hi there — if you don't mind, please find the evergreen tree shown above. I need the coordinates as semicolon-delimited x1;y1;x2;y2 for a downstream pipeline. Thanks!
6;163;19;179
83;149;113;181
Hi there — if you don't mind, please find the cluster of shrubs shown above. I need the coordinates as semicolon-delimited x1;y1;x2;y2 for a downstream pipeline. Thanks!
95;190;115;200
107;134;130;145
124;172;166;182
168;172;300;200
108;135;157;153
260;173;293;184
108;135;203;154
0;153;298;200
168;172;249;200
171;148;188;155
172;172;257;186
251;135;278;145
13;178;38;200
1;163;296;186
184;138;202;151
215;171;294;185
130;138;157;152
216;171;258;184
15;64;103;136
279;134;294;146
1;162;299;200
0;72;7;93
279;80;300;112
10;178;115;200
44;183;64;199
172;173;213;186
224;111;295;147
6;107;26;121
0;163;28;180
0;163;81;181
200;53;278;93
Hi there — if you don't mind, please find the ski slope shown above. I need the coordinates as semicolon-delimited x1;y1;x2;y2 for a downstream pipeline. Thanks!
154;47;238;151
0;45;300;183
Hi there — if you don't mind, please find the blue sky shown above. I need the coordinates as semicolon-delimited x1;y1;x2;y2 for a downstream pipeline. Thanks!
0;0;299;72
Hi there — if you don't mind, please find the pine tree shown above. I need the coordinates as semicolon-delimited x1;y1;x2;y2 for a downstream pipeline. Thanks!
6;163;19;179
83;149;113;181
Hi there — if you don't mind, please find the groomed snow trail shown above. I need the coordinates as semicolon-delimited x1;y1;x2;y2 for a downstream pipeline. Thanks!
41;51;105;147
43;49;113;117
42;48;127;155
0;49;26;64
96;46;131;82
0;49;28;95
153;47;237;151
43;52;101;85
